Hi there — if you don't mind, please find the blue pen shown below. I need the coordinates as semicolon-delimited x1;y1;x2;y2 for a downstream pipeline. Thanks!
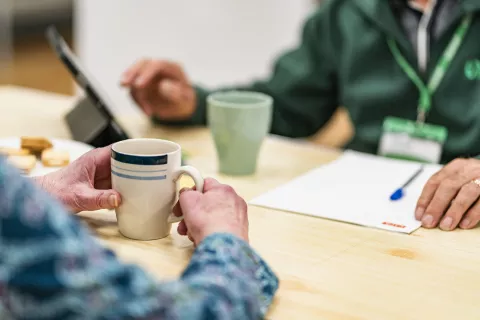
390;166;424;201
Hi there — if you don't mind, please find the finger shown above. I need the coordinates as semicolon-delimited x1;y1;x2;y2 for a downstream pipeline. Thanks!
202;178;222;192
416;177;439;221
91;146;113;174
134;61;187;88
173;187;192;217
172;202;183;217
416;158;467;220
177;220;188;235
158;80;189;104
130;88;154;116
77;189;121;212
131;60;162;115
179;189;202;215
154;85;196;121
439;182;480;231
121;59;150;86
421;178;464;228
74;146;112;190
460;198;480;229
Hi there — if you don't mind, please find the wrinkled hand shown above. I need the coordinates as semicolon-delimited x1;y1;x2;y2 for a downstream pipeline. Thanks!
34;146;121;213
416;158;480;231
173;178;249;245
121;59;196;120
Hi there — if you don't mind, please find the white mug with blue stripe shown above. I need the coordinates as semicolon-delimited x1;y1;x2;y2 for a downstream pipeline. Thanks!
111;138;204;240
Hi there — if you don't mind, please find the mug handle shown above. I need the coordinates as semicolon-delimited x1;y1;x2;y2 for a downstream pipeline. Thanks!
167;165;204;223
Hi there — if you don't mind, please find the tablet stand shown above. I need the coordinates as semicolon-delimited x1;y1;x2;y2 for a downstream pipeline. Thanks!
66;96;129;148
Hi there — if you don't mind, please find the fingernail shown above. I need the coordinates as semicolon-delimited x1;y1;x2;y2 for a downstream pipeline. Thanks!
109;194;119;208
422;215;434;228
440;217;453;231
415;208;425;220
460;219;471;229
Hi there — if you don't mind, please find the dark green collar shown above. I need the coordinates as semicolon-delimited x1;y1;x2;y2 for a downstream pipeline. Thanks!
353;0;479;54
354;0;480;20
461;0;480;12
353;1;412;53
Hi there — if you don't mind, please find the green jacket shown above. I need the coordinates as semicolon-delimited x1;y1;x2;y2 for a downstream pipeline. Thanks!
159;0;480;164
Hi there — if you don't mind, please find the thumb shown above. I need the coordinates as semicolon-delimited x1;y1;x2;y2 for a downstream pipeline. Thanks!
179;190;202;217
79;188;122;211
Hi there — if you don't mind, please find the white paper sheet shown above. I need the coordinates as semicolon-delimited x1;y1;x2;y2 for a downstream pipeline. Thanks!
250;151;443;234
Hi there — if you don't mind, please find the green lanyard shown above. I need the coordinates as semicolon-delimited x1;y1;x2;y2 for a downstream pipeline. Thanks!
387;14;473;123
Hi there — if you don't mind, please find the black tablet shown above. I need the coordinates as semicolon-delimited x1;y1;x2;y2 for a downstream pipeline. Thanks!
46;25;129;147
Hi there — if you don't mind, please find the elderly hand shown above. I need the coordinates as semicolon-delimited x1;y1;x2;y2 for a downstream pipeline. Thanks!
173;178;249;245
416;158;480;231
34;146;121;213
121;59;196;120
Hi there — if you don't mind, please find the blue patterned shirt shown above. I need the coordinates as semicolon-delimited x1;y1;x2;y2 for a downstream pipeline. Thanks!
0;157;278;319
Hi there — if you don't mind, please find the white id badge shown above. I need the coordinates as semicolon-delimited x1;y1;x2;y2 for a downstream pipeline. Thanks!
378;117;447;164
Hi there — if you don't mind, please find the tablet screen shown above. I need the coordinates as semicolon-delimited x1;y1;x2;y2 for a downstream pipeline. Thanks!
46;25;116;121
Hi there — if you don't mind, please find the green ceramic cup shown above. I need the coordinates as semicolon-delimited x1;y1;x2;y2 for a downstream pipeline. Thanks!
207;91;273;176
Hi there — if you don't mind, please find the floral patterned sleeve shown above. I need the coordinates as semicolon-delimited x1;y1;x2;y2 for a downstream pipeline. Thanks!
0;157;279;320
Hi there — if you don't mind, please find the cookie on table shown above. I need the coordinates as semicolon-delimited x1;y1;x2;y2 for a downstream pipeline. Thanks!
41;149;70;167
21;136;53;154
0;147;31;156
7;155;37;174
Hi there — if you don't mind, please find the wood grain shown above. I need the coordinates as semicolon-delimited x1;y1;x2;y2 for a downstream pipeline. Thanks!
1;86;480;320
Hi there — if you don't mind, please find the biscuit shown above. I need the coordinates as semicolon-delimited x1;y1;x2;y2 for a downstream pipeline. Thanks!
21;137;53;154
7;155;37;174
41;149;70;167
0;147;31;156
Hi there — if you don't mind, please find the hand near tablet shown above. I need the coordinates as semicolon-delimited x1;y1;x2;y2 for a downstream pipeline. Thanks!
121;59;196;120
34;146;121;213
416;158;480;231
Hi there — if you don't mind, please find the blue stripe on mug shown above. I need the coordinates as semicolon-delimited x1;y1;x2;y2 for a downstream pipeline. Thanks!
111;150;168;166
111;170;167;181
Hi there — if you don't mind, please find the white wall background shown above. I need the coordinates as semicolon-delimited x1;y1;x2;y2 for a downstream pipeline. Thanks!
74;0;314;114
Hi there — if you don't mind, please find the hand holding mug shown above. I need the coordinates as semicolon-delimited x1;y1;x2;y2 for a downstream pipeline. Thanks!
173;178;249;245
35;146;121;213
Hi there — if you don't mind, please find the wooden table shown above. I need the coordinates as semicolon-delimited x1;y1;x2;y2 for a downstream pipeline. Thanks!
1;85;480;320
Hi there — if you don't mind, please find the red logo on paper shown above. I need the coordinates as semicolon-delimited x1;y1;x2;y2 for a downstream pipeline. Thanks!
382;222;406;229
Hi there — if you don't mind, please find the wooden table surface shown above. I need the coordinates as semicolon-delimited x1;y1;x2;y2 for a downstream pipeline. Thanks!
1;85;480;320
